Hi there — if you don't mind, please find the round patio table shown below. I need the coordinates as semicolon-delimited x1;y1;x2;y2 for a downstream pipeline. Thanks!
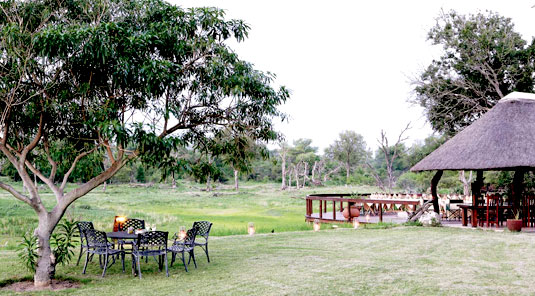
107;231;138;254
107;231;138;240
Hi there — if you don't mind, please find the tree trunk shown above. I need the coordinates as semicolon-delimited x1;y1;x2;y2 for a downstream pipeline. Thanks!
288;168;292;188
311;161;317;182
102;180;107;192
345;164;350;184
302;162;307;188
234;169;239;191
459;170;472;196
281;155;287;190
34;217;57;287
172;176;176;189
295;165;299;189
206;173;211;192
431;170;443;214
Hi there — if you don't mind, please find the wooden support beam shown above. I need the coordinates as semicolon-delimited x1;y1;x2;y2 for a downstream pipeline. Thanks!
512;168;525;217
379;203;383;222
431;170;443;214
471;170;484;206
332;201;335;221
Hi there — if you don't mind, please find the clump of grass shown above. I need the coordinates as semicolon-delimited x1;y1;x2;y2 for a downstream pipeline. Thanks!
362;222;397;229
403;221;423;227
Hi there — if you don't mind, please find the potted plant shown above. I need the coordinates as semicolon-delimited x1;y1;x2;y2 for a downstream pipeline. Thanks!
343;204;361;219
507;210;522;232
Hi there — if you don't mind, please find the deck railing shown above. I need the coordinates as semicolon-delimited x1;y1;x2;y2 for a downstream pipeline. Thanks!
305;193;420;223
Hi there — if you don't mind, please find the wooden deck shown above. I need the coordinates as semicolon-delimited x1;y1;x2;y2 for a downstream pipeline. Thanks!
305;193;420;224
308;212;410;224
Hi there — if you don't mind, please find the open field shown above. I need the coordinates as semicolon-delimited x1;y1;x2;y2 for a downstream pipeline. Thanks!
2;181;535;295
0;180;376;249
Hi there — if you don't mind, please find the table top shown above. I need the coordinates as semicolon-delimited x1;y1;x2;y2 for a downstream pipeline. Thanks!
107;231;138;239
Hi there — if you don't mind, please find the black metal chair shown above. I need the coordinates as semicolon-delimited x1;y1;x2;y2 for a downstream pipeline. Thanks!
120;218;145;231
193;221;212;262
82;229;125;277
131;231;169;279
167;228;198;272
119;218;145;247
76;221;94;266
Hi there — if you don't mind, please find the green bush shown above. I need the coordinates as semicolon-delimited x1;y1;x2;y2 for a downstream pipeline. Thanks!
51;219;78;266
17;232;38;272
17;218;78;273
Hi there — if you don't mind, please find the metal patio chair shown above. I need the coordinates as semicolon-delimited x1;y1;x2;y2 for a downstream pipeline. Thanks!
82;229;125;277
192;221;213;263
76;221;94;266
131;231;169;279
168;228;198;272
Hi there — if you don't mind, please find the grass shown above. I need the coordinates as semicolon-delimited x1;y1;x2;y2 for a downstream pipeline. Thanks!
1;181;535;295
2;227;535;295
0;180;373;249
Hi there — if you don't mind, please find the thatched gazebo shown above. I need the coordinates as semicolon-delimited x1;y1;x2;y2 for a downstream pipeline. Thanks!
411;91;535;219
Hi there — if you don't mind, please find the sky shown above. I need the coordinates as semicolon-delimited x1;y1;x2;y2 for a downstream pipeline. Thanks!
172;0;535;153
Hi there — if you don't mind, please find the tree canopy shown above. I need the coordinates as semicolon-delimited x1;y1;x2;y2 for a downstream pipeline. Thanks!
0;0;288;286
412;10;535;135
325;131;368;184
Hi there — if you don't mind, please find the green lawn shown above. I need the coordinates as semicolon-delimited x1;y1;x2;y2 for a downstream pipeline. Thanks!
2;227;535;295
1;181;535;295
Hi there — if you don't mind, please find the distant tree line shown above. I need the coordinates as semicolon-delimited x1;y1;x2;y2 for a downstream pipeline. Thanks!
0;129;474;194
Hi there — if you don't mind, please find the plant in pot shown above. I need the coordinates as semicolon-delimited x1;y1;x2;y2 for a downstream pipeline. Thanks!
343;203;361;219
507;210;522;232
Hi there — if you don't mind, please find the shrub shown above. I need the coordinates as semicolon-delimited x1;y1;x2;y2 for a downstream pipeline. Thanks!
17;232;38;272
17;218;78;273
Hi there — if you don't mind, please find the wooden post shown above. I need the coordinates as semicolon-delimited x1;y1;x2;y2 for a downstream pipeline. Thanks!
379;203;383;222
431;170;443;214
512;169;525;218
319;200;323;219
332;201;336;221
347;201;352;221
471;170;483;206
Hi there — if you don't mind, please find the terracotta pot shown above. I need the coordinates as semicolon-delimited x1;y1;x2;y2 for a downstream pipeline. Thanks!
342;206;360;219
507;219;522;232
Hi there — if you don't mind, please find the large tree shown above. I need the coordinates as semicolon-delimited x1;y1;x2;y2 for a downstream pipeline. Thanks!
412;10;535;136
325;130;368;184
0;0;288;287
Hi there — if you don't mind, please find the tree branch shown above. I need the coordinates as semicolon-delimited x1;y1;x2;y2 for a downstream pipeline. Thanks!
60;147;98;190
0;181;32;207
20;112;44;165
61;154;132;208
24;159;61;200
43;138;57;182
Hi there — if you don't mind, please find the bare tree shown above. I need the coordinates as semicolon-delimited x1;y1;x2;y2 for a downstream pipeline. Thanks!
459;170;473;196
279;142;289;190
367;123;411;193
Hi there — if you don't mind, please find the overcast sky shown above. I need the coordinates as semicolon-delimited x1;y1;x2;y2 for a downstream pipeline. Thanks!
172;0;535;153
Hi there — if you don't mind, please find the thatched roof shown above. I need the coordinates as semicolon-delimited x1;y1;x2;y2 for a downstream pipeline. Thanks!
411;92;535;172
